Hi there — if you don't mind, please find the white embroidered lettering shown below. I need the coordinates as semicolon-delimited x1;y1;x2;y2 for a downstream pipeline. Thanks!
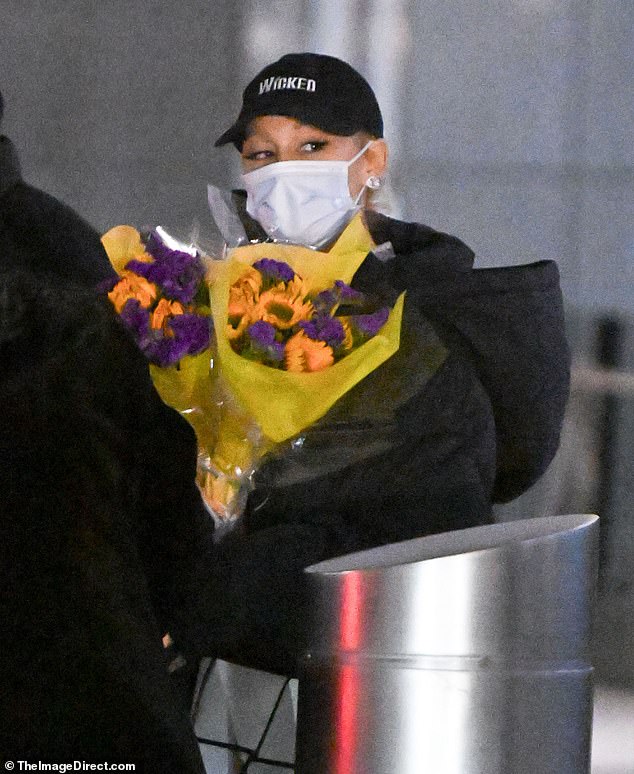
259;77;276;94
258;76;318;93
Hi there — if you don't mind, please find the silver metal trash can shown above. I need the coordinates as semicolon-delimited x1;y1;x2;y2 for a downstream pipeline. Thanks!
295;514;599;774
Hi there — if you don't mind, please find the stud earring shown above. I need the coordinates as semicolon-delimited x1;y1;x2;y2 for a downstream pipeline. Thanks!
366;175;382;190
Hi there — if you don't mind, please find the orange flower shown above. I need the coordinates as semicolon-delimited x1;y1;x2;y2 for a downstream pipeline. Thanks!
108;271;157;313
226;315;251;342
338;318;354;352
253;278;313;330
228;267;262;319
151;298;185;331
285;330;334;372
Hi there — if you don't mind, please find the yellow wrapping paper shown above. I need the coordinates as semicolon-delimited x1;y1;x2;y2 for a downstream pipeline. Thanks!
149;351;216;452
209;212;405;444
102;225;147;273
102;214;405;521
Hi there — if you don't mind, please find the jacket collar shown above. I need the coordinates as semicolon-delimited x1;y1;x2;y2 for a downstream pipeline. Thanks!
0;135;22;196
363;209;474;272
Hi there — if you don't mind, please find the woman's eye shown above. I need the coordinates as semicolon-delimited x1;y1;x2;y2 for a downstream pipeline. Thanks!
301;141;327;153
243;149;274;161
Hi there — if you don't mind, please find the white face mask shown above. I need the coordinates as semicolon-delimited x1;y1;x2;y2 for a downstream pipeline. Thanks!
242;141;373;247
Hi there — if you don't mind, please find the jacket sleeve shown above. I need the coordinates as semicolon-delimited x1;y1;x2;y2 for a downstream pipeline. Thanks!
412;260;571;502
133;377;217;638
95;308;216;639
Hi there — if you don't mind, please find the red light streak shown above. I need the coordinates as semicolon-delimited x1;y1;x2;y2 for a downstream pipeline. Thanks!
339;571;362;651
335;663;360;774
335;572;363;773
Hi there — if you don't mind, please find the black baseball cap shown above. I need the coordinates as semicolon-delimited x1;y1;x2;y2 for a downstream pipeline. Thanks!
215;53;383;149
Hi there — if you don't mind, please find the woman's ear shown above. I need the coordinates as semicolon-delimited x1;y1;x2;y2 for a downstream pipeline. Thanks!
366;139;388;179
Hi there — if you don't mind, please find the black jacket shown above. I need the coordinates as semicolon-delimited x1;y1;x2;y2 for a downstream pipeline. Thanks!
185;199;570;674
0;273;211;771
0;134;115;287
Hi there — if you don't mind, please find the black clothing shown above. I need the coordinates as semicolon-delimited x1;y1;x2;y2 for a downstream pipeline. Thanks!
183;197;570;675
361;209;570;505
0;273;210;772
0;135;115;287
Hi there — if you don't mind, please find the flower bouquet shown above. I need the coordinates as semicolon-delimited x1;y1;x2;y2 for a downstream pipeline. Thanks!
103;225;211;367
101;225;219;490
102;213;404;525
201;212;405;520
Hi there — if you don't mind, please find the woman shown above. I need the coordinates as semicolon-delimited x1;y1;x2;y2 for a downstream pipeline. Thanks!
188;53;570;675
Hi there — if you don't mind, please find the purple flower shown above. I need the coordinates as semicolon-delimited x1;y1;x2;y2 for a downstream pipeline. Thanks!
145;231;187;264
169;313;211;355
248;320;277;346
253;258;296;285
245;321;285;363
313;282;365;315
312;288;338;315
334;280;364;303
139;313;210;367
143;335;191;367
119;300;210;367
126;231;206;304
351;307;389;338
119;299;150;340
299;316;345;348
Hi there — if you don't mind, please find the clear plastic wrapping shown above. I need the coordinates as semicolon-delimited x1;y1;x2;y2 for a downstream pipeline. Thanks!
101;194;406;526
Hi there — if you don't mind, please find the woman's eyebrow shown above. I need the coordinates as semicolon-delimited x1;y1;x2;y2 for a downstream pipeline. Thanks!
242;133;272;146
297;126;329;137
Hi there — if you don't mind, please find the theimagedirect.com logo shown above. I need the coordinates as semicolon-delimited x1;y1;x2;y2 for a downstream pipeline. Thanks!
5;763;135;772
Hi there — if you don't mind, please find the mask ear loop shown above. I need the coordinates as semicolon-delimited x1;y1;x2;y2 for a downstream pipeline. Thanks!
347;140;374;167
352;185;366;206
348;140;378;205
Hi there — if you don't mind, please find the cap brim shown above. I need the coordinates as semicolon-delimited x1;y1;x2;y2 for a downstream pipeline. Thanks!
214;123;244;147
214;92;383;148
214;104;363;150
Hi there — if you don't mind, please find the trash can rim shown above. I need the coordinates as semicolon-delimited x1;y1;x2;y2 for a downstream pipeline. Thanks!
305;513;599;575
